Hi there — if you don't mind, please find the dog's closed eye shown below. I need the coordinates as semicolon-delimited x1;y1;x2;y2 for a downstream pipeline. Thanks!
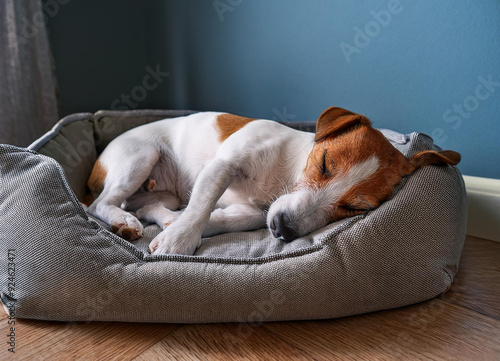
321;151;328;176
340;196;377;214
320;150;336;178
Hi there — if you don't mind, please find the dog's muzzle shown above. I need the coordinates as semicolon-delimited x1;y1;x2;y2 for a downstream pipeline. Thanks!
270;211;299;242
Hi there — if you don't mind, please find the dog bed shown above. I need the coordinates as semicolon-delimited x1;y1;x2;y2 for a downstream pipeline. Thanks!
0;109;467;323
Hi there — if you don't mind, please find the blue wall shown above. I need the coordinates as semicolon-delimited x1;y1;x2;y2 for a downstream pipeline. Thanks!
46;0;500;178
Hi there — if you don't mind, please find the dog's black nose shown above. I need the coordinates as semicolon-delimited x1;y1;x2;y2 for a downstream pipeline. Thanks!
271;212;298;242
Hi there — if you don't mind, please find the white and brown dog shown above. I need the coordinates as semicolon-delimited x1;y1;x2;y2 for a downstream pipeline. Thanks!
86;107;460;255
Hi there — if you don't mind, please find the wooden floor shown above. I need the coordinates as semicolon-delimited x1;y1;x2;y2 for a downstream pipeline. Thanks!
2;235;499;360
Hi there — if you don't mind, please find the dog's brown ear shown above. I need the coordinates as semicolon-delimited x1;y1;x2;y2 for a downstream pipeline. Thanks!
315;107;371;142
407;150;461;173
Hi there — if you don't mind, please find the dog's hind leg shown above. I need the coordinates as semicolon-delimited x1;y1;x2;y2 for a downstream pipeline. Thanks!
202;204;266;237
87;145;160;241
127;191;182;229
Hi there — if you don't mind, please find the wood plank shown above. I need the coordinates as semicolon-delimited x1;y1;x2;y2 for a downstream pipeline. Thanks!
0;318;178;361
133;323;311;361
264;299;500;361
442;236;500;319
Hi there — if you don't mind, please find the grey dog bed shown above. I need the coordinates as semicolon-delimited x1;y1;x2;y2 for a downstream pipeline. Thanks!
0;109;466;323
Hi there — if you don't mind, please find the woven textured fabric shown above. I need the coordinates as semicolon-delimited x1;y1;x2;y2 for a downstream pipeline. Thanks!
0;110;467;323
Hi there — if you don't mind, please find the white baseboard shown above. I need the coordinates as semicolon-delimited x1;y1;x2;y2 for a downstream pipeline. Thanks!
463;175;500;243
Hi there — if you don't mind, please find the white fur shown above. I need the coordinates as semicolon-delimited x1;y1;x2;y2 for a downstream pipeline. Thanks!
266;156;380;239
87;112;381;255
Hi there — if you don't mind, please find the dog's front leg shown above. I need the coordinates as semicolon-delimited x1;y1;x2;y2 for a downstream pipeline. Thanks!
150;158;237;255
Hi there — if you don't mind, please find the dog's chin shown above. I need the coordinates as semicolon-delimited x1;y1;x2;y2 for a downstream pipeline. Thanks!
266;190;330;241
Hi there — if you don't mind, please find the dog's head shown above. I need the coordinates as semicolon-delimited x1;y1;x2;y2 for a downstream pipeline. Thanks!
267;106;460;242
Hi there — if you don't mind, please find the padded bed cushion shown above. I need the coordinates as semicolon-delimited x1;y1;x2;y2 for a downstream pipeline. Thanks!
0;109;467;323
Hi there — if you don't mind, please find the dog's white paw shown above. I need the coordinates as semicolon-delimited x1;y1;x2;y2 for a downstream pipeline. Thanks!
110;213;143;241
149;223;201;256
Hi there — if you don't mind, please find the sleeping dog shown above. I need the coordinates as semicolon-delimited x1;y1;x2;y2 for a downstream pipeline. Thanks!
87;107;460;255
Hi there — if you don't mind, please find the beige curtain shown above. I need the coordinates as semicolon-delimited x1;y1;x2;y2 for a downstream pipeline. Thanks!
0;0;59;147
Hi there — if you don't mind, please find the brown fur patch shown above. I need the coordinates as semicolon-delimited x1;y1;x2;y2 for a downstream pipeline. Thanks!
315;106;372;142
216;113;256;142
300;123;414;223
410;150;461;169
295;106;461;226
87;159;107;197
